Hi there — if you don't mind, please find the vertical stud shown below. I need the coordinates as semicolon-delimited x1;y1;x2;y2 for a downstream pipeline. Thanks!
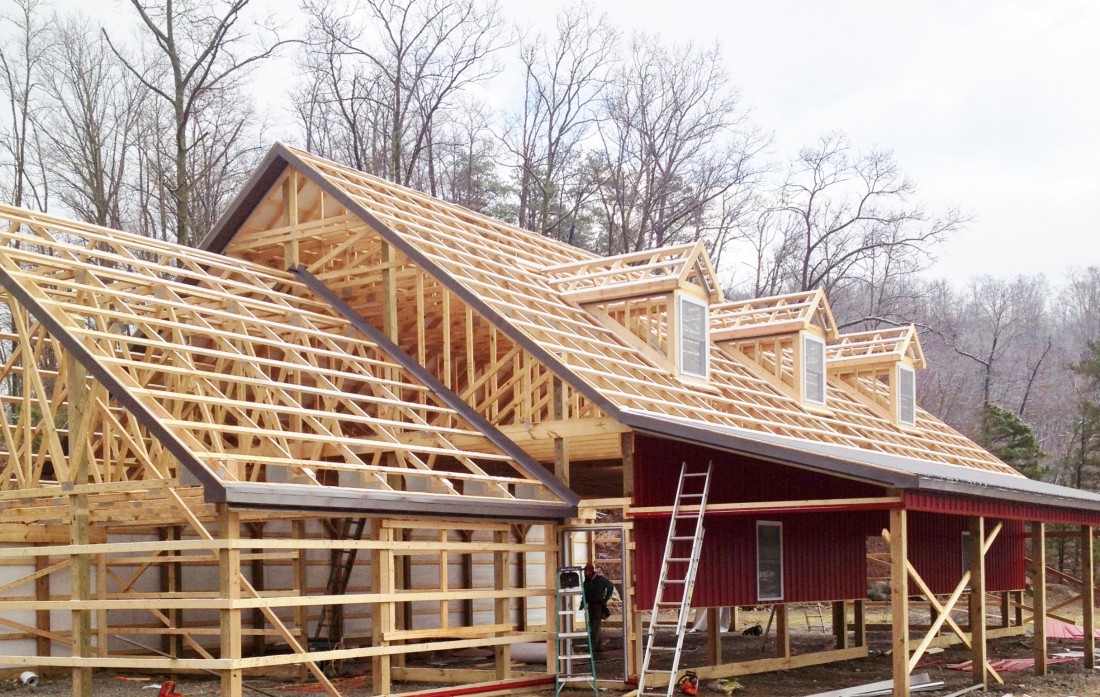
890;509;909;697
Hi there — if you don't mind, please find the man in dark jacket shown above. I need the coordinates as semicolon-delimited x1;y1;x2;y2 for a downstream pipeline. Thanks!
583;563;615;651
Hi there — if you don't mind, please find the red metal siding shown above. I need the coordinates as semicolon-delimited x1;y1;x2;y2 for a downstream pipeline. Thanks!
635;511;880;610
906;512;1026;594
633;435;886;507
906;491;1100;527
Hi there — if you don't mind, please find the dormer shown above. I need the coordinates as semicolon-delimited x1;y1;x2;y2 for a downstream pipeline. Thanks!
542;242;722;381
826;325;926;427
711;290;839;409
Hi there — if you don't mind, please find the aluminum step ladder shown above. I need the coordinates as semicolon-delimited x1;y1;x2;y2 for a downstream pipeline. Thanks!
555;566;598;696
637;461;713;697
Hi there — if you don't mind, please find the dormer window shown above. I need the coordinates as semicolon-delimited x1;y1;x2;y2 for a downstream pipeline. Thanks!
802;334;826;405
678;295;708;379
898;364;916;425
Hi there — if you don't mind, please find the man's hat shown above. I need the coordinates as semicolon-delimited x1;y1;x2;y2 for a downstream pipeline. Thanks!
584;563;595;574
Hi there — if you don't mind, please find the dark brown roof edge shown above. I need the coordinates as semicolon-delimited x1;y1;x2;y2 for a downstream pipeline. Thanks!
294;266;579;513
199;145;291;253
0;262;228;501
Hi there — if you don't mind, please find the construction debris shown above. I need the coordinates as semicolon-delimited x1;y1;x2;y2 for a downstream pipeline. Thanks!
801;672;941;697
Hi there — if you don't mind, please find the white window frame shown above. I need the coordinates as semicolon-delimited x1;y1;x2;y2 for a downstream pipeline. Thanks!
678;294;709;380
756;520;784;602
802;334;826;406
898;364;916;425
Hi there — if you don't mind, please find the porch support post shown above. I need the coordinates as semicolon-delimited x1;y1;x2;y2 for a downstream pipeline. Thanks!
775;604;790;658
1083;525;1095;670
706;607;722;665
1031;521;1047;676
853;599;867;647
890;509;909;697
832;601;849;649
968;516;987;689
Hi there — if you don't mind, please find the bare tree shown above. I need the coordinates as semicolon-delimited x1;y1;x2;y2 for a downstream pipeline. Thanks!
591;36;765;257
40;18;146;228
104;0;287;245
0;0;50;209
745;133;965;306
300;0;509;188
505;5;616;241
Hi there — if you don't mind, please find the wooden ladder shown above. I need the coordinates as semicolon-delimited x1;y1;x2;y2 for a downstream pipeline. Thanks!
313;517;368;644
637;461;712;697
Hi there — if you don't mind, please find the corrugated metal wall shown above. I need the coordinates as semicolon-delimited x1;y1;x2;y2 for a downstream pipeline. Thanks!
633;436;1030;610
635;511;882;609
907;512;1026;594
906;491;1100;527
633;435;886;507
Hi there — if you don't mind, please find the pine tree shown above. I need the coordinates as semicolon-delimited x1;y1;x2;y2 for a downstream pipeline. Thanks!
1065;342;1100;490
982;402;1047;479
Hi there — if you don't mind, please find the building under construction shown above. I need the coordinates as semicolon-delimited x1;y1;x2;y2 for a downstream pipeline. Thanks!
1;144;1099;697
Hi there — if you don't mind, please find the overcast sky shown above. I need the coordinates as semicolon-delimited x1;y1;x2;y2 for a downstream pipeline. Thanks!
502;0;1099;284
74;1;1100;284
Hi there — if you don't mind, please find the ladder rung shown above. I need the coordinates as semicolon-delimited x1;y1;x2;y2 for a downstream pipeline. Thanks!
670;536;694;541
558;632;589;639
561;653;592;660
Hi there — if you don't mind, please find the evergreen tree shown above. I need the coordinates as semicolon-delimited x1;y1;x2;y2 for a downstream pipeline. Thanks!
1065;342;1100;490
981;402;1047;479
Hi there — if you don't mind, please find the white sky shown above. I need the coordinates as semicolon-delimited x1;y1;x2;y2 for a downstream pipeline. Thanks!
69;1;1100;283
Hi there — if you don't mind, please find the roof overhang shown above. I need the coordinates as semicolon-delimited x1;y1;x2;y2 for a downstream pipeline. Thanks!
619;409;1100;516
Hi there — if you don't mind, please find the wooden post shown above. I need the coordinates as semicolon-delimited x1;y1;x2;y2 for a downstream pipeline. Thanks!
621;431;635;498
999;591;1010;628
218;504;243;697
1031;521;1047;676
552;378;570;485
731;605;739;633
544;524;558;677
1013;589;1024;627
706;607;722;665
832;601;849;649
494;530;512;679
623;522;639;679
250;523;266;656
68;357;93;697
34;550;50;672
775;604;790;659
889;509;909;697
163;526;184;662
1082;525;1095;670
372;523;395;694
968;516;987;688
292;519;310;682
853;599;867;647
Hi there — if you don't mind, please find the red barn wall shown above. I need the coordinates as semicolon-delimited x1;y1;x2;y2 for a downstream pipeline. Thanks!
631;436;1027;609
907;512;1026;594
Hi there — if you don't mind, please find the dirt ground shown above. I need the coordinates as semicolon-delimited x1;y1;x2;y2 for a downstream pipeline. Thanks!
10;599;1100;697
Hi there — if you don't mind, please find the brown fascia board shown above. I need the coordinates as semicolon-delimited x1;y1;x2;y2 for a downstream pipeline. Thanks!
294;267;579;512
0;264;228;500
199;145;291;253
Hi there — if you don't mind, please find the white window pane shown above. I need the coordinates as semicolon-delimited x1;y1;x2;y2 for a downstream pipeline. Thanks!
803;335;825;405
899;365;916;424
679;297;707;378
757;522;783;601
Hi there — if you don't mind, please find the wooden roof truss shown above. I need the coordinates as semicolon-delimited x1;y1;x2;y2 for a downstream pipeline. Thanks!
0;205;573;519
